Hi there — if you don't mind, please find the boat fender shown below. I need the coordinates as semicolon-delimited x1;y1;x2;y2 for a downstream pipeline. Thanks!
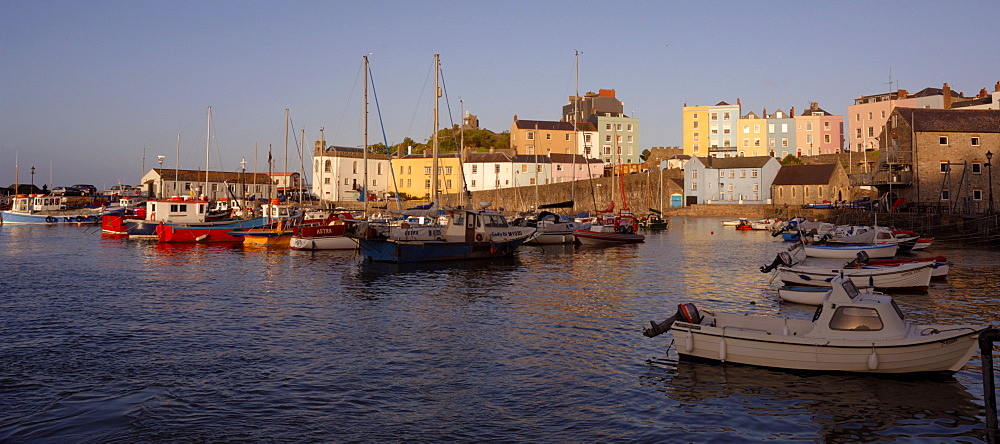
867;346;879;370
489;245;498;255
45;216;54;223
685;333;694;352
150;213;155;220
719;338;727;361
782;321;789;336
195;234;209;242
476;233;483;242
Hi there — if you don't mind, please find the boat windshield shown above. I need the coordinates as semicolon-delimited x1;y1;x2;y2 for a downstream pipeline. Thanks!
842;279;861;299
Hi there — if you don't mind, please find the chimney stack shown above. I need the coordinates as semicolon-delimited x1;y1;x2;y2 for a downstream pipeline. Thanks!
790;106;795;117
897;89;908;99
943;83;952;109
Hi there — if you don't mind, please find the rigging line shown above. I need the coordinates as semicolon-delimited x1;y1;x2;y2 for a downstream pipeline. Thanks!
405;59;435;145
288;115;304;164
438;67;469;204
367;62;403;211
208;108;227;173
331;62;365;147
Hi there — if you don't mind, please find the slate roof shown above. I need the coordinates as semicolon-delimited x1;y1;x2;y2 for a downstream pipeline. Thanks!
549;153;591;164
698;156;774;169
320;146;391;159
895;108;1000;133
513;120;576;131
770;164;838;186
511;155;552;163
465;152;511;163
154;169;275;183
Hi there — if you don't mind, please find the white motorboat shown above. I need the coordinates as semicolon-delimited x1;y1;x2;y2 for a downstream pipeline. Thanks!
643;275;987;374
761;252;934;293
777;285;874;305
800;242;898;259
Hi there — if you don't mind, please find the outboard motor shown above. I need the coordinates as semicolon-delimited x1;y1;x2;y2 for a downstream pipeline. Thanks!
760;251;793;273
844;250;871;268
643;303;702;338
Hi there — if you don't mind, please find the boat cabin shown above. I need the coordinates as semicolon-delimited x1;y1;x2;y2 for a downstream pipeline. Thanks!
802;276;909;340
11;194;68;213
146;196;210;223
442;209;529;243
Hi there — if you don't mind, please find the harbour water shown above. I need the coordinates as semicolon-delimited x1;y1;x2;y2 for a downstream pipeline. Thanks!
1;217;998;442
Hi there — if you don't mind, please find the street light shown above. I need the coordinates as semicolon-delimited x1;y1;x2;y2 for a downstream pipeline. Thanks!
30;166;35;192
987;150;994;214
157;155;166;198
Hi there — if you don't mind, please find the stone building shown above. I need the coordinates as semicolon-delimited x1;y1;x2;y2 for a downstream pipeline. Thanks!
770;164;854;207
854;107;1000;214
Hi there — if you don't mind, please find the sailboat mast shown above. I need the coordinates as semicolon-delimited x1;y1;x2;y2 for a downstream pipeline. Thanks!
571;50;579;211
300;128;306;204
431;53;440;208
534;121;539;209
363;54;369;216
204;106;211;199
284;108;289;195
318;128;325;206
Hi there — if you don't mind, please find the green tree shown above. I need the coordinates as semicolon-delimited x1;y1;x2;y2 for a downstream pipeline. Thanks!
780;154;803;165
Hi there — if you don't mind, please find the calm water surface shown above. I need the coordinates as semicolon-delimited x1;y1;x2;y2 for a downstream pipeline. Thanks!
1;217;998;442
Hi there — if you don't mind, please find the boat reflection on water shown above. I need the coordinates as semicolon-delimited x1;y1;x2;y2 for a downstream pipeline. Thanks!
642;358;983;441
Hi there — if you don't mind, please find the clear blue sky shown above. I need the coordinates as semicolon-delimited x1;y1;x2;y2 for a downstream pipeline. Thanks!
2;0;997;188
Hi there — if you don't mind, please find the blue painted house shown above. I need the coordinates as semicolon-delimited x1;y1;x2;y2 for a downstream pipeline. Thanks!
684;155;782;205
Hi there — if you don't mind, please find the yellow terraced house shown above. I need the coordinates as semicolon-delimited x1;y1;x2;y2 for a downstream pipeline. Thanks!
393;153;464;200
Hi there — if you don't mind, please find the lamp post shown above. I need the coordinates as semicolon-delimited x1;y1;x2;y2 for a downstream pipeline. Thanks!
157;155;166;198
30;166;35;192
987;150;994;214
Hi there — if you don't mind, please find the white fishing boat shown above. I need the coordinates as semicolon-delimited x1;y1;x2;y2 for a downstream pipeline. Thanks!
761;252;934;293
800;242;898;259
643;275;986;374
777;285;874;305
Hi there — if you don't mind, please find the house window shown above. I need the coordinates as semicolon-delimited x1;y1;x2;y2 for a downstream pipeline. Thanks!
536;165;543;173
446;179;452;189
743;125;750;134
806;122;813;131
604;145;611;155
399;179;403;187
856;128;862;139
692;170;698;179
825;135;831;143
804;187;809;197
606;123;612;130
719;170;725;178
751;170;758;178
692;121;699;129
753;183;759;191
407;166;412;174
973;163;983;174
344;178;349;185
939;136;948;145
529;178;536;185
325;178;331;185
471;179;477;187
407;179;412;187
472;165;478;174
754;138;761;147
710;112;718;120
727;184;733;192
743;138;750;147
723;124;731;134
545;133;551;140
691;183;698;191
940;162;950;173
728;171;735;178
521;165;528;172
781;123;788;133
605;135;612;142
740;170;746;178
353;161;357;173
627;124;633;131
616;124;622;131
769;138;776;148
527;131;534;140
824;121;831;130
565;134;571;141
974;189;983;200
495;164;501;173
869;127;875;137
693;133;700;142
781;138;788;148
972;137;980;146
325;160;332;173
807;134;814;145
627;136;633;143
941;189;950;200
693;144;700;153
585;134;592;142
